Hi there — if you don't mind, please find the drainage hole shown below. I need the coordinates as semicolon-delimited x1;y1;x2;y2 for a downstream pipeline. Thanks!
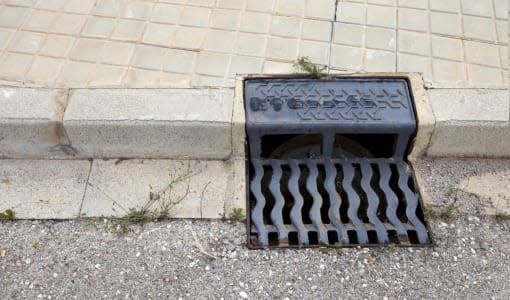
317;164;331;224
280;165;293;224
370;163;388;223
387;230;400;244
389;164;408;223
261;165;275;225
352;164;369;223
335;164;350;223
298;164;313;224
416;201;426;223
261;134;323;158
333;134;397;158
327;230;339;244
347;230;359;244
288;231;299;246
407;230;419;244
367;230;379;244
268;232;279;246
407;175;427;223
308;231;319;245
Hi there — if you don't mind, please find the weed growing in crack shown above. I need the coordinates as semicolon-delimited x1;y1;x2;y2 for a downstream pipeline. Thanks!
0;209;14;220
118;160;198;227
229;208;245;221
423;203;458;222
495;213;510;223
87;160;201;232
293;56;327;79
494;205;510;223
440;203;458;221
424;205;438;222
446;185;460;200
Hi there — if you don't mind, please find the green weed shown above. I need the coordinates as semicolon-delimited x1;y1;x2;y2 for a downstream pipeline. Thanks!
293;56;326;78
0;209;14;220
115;160;197;226
495;213;510;223
440;203;457;221
446;186;460;200
229;208;245;221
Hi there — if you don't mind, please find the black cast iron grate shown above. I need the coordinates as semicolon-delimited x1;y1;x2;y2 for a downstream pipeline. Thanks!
244;77;431;248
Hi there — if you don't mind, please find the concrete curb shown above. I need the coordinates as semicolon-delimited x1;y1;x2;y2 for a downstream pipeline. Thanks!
0;158;246;219
426;88;510;157
1;73;509;219
1;73;508;160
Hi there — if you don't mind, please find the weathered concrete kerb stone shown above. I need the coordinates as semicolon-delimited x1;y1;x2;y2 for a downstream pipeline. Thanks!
80;159;230;218
63;88;234;159
0;159;90;219
0;87;73;158
427;89;510;157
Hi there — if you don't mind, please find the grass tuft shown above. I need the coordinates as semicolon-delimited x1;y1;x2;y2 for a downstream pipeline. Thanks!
293;56;326;79
0;209;14;220
229;208;245;221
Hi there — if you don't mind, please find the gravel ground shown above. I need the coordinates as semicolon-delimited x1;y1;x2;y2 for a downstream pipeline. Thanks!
1;158;509;299
0;216;509;299
415;158;510;215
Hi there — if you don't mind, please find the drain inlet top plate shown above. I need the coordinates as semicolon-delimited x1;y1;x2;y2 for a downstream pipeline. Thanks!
244;77;431;248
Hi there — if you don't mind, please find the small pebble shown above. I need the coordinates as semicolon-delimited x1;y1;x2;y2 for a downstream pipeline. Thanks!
479;241;489;250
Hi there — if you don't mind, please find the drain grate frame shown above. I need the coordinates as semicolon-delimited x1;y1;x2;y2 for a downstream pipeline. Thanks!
244;76;432;248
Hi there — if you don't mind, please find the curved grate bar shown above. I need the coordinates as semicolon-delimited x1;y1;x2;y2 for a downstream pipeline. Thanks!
376;160;408;239
288;160;309;245
359;161;389;243
305;160;329;244
324;159;349;244
396;162;429;244
341;161;369;243
250;160;268;246
269;160;289;242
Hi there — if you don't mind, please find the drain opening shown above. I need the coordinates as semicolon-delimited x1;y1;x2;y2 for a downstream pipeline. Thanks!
370;163;388;223
245;77;431;248
260;165;274;225
316;164;331;224
298;164;313;225
333;134;397;158
261;134;323;158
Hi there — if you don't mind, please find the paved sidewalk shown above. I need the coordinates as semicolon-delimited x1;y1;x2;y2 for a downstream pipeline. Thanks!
0;0;507;88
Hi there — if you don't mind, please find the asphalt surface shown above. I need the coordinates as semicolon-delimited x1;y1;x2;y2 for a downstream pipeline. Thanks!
1;158;509;299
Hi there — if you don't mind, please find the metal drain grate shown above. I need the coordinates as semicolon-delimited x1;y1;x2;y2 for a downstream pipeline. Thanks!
244;77;431;248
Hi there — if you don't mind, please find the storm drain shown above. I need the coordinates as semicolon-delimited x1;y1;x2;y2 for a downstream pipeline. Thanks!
244;77;431;248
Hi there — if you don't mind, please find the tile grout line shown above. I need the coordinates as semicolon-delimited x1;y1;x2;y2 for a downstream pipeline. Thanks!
427;0;435;85
18;4;48;85
51;2;95;88
491;0;505;85
2;3;34;85
395;0;399;72
360;0;368;71
119;0;151;86
295;3;305;67
327;0;340;72
459;0;470;85
221;0;246;86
